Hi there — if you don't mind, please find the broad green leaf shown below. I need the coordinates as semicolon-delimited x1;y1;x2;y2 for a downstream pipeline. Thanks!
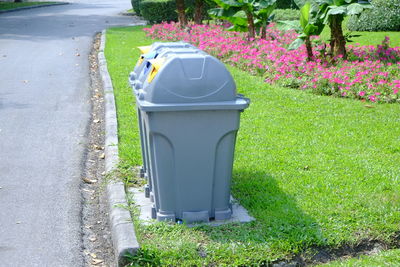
256;4;276;18
300;2;311;29
277;20;301;32
208;7;242;18
333;0;345;5
233;10;248;20
294;0;307;8
303;24;318;35
214;0;244;7
316;0;333;5
347;3;371;15
328;6;347;14
289;38;305;50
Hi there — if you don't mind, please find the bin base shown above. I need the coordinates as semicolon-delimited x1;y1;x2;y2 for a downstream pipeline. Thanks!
156;211;175;222
140;166;145;178
215;207;232;221
144;184;150;198
151;204;157;219
182;211;210;224
129;187;254;226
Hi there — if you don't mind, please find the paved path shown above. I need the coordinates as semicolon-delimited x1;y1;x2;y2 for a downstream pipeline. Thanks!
0;2;136;266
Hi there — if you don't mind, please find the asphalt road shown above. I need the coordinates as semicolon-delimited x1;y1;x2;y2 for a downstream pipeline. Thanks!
0;2;136;266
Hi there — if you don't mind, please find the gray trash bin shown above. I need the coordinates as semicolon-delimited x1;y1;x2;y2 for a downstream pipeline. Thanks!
136;51;250;223
129;45;205;201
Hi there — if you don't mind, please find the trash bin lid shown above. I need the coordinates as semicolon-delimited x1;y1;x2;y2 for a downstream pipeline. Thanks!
132;48;207;92
136;53;250;112
139;42;195;55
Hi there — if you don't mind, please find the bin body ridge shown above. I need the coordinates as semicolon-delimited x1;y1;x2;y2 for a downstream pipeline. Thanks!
144;110;240;221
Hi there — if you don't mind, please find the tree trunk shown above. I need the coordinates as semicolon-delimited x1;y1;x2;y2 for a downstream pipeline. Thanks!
194;0;203;25
261;25;266;39
330;15;347;59
305;37;313;61
329;27;335;56
176;0;187;28
246;11;255;40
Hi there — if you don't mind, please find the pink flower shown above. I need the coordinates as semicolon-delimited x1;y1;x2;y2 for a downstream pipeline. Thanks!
369;95;376;102
359;91;366;97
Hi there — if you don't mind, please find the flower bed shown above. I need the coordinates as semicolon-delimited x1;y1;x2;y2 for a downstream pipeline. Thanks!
144;22;400;103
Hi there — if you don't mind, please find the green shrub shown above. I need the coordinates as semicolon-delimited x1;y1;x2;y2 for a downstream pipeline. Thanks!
276;0;298;9
272;8;300;21
347;0;400;32
140;0;215;24
140;0;177;24
131;0;142;15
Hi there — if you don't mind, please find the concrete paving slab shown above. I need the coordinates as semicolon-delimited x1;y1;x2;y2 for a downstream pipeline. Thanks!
128;187;255;227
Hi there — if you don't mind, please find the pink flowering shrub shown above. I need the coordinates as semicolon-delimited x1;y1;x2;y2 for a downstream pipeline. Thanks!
144;22;400;103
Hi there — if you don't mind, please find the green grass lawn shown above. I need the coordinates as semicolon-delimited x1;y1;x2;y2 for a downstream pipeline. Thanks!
0;2;56;10
319;17;400;47
105;26;400;266
318;249;400;267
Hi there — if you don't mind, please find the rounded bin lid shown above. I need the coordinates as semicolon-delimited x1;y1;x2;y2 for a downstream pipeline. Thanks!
132;42;197;83
132;48;207;93
136;53;250;112
150;41;195;52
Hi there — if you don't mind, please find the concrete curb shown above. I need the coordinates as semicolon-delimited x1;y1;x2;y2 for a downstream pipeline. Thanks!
0;2;69;14
98;30;139;267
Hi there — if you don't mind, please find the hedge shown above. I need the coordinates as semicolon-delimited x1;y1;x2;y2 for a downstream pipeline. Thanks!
347;0;400;32
140;0;215;24
140;0;177;24
131;0;141;15
272;8;300;21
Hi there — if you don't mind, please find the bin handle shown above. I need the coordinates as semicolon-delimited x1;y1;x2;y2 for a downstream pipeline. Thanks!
138;46;151;54
237;94;250;105
147;58;167;83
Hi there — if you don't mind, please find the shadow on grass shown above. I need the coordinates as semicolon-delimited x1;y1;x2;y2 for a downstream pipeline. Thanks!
196;169;324;252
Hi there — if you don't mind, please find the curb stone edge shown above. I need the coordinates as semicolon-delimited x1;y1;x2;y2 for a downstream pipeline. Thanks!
98;29;139;267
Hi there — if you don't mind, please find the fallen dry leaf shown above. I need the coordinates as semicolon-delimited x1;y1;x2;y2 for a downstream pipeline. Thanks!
76;53;80;57
93;119;100;123
90;253;97;259
83;177;98;184
100;153;105;159
364;105;375;108
92;259;104;265
89;236;97;242
82;188;94;193
93;145;102;150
